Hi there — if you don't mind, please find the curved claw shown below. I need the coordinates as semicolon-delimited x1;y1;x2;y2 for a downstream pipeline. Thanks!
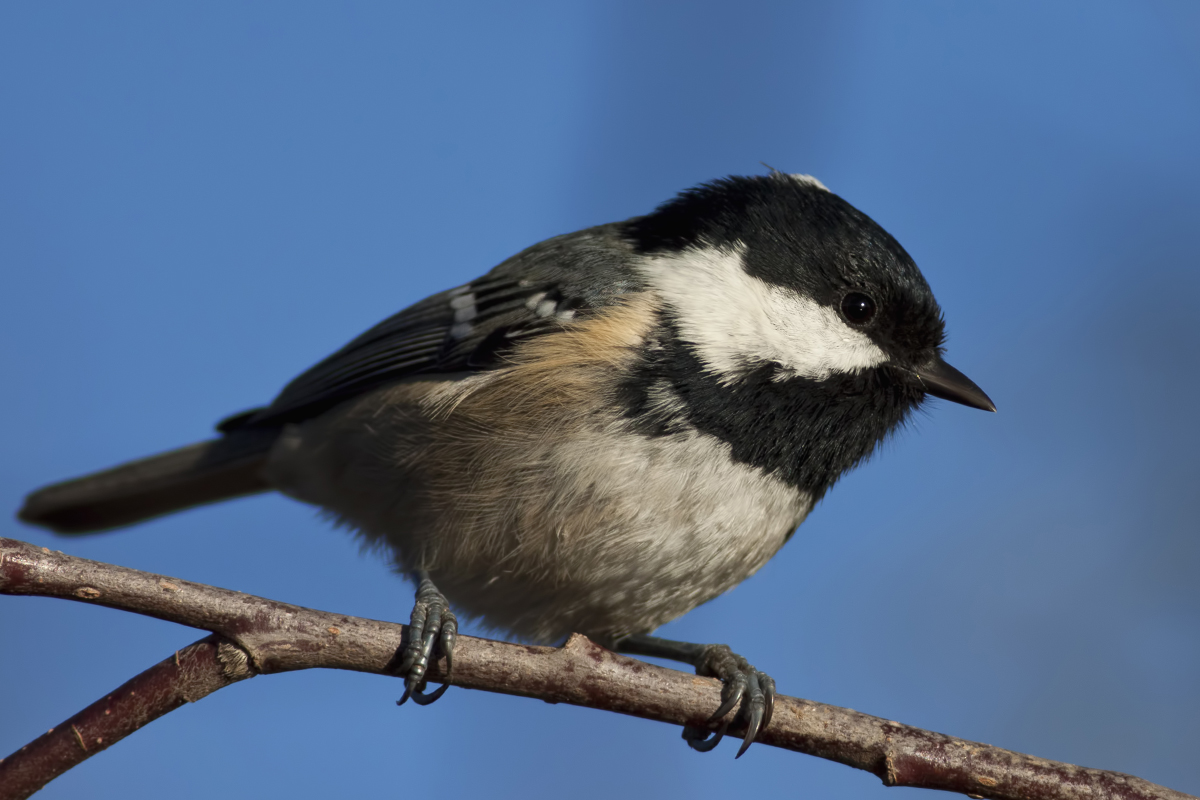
683;721;728;752
707;670;747;724
760;672;776;732
408;680;450;706
735;672;766;759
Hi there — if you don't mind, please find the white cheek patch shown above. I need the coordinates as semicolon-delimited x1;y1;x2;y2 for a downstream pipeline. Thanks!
637;245;888;382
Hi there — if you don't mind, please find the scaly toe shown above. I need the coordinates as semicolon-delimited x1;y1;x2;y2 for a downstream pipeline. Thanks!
395;577;457;706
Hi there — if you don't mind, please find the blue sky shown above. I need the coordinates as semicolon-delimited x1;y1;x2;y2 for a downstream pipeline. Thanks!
2;2;1199;798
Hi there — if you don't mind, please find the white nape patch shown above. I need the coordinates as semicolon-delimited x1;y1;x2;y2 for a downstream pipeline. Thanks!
789;173;829;191
637;244;887;382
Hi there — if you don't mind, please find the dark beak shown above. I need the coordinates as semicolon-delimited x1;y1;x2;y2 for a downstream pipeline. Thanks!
911;356;996;412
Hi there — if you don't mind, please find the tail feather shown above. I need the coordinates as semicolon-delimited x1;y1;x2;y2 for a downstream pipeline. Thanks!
18;430;279;534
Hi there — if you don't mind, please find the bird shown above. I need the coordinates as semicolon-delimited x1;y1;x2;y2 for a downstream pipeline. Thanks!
18;172;995;757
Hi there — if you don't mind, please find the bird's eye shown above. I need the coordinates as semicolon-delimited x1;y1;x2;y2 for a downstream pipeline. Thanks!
840;292;877;325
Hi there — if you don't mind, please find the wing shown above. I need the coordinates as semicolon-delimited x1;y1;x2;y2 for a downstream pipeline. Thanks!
219;224;642;431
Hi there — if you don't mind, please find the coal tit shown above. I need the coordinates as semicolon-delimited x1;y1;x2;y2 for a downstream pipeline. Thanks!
19;173;994;756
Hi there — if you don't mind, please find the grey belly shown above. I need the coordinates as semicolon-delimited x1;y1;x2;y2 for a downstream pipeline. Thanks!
264;379;812;643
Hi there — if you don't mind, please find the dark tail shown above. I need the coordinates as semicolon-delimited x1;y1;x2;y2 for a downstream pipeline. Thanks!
18;429;279;534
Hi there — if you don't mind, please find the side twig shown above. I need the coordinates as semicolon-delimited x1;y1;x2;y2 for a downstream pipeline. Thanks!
0;537;1193;800
0;636;253;800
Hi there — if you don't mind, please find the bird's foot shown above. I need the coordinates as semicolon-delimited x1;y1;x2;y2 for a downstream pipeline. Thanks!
684;643;775;758
394;573;457;706
613;634;775;757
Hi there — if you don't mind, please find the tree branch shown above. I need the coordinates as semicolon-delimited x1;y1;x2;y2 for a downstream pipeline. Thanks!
0;635;252;800
1;537;1192;800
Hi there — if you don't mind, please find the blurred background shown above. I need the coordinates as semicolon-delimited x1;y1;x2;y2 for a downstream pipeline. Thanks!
2;2;1198;798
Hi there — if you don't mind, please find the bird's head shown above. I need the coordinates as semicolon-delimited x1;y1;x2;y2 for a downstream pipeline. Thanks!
622;173;993;492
